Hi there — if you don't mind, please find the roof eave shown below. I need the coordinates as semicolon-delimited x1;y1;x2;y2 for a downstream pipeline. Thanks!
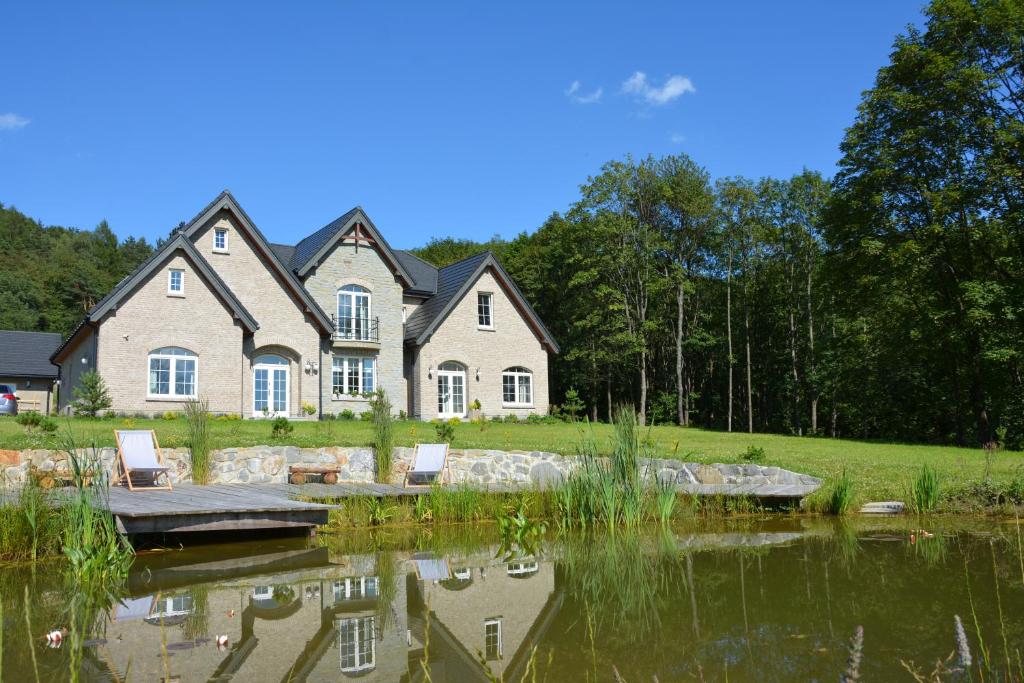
295;209;416;288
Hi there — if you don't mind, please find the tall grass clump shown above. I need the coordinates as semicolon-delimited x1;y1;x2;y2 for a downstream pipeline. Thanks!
184;398;211;485
0;479;61;562
370;389;394;482
827;469;854;515
911;463;941;513
58;429;133;583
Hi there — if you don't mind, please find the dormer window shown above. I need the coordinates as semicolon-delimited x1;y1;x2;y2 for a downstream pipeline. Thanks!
168;269;184;295
213;228;228;252
477;293;493;329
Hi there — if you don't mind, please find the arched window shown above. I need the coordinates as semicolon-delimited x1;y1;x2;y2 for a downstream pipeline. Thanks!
502;367;532;406
337;285;371;341
148;347;197;398
437;362;466;417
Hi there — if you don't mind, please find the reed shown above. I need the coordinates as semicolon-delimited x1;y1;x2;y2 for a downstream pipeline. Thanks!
370;389;394;482
184;398;211;484
827;470;854;515
911;464;941;513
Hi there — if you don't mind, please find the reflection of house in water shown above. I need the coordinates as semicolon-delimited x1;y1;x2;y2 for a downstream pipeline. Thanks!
407;555;562;683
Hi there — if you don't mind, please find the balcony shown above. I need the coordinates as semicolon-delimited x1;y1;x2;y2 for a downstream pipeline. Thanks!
332;315;380;349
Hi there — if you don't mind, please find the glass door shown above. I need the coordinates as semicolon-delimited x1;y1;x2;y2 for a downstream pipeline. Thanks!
436;362;466;418
253;355;289;417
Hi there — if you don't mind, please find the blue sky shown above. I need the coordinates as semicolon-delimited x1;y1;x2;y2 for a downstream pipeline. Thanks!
0;1;924;249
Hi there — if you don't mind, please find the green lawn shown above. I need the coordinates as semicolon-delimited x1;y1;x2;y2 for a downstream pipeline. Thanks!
1;416;1019;504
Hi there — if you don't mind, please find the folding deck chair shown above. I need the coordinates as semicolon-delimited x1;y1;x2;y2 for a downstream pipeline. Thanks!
113;429;173;491
404;443;451;488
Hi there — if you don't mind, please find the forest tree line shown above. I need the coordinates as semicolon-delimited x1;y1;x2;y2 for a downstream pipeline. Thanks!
0;0;1020;448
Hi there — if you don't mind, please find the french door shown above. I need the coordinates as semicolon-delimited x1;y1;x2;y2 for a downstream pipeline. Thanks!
436;363;466;418
253;355;289;417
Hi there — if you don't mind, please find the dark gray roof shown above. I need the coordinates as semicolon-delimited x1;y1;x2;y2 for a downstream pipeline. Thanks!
394;250;438;295
270;243;296;266
290;207;359;272
403;252;559;353
0;330;61;378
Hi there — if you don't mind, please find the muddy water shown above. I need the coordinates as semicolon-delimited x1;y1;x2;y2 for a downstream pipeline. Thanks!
2;517;1022;681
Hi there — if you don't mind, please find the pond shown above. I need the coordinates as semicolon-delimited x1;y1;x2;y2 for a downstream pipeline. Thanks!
2;517;1022;681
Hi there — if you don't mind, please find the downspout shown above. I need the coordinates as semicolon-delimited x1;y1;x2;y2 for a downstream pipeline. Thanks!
318;339;323;419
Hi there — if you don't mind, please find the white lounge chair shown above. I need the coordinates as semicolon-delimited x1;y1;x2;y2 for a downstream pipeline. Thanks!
114;429;172;491
404;443;451;488
412;552;451;581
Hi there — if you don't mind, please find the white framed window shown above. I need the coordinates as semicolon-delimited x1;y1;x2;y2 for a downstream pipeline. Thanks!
484;619;502;660
437;361;466;417
332;356;375;396
333;576;379;602
213;227;228;252
402;305;407;325
148;347;197;399
506;560;538;576
167;269;184;295
337;285;372;341
338;616;376;672
501;367;533;406
253;354;289;417
477;293;493;329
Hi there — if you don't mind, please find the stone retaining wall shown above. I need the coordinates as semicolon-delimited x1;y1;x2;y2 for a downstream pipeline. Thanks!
0;445;821;495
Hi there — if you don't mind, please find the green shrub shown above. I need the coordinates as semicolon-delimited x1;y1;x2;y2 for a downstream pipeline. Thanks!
827;470;854;515
339;409;356;421
740;445;766;462
490;415;504;423
359;410;373;421
271;416;293;438
184;398;211;485
503;414;520;423
434;419;455;443
15;411;55;433
370;389;394;482
301;401;317;416
911;464;941;513
561;387;585;421
398;410;408;420
161;411;178;420
71;370;112;417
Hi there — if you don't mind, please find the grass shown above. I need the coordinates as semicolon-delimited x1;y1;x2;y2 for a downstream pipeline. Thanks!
1;415;1022;508
183;398;211;485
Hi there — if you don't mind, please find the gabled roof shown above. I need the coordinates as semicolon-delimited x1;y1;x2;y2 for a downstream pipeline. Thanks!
52;234;259;362
394;249;439;296
404;251;559;353
290;207;416;288
0;330;62;378
180;191;334;333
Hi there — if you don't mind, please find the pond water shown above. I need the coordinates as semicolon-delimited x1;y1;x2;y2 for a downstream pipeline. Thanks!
3;517;1023;681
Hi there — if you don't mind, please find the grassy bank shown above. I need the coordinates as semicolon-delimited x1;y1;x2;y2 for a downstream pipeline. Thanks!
1;415;1021;508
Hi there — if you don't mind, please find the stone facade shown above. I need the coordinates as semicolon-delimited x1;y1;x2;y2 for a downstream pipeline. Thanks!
302;241;406;417
1;445;822;498
410;269;550;420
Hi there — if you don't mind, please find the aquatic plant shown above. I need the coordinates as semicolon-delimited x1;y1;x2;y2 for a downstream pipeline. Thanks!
370;389;394;481
911;464;941;513
183;398;211;485
653;476;678;526
827;470;854;515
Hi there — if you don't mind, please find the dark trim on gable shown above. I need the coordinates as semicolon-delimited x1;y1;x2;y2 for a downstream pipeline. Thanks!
294;208;415;288
51;235;260;363
182;191;334;334
412;253;560;354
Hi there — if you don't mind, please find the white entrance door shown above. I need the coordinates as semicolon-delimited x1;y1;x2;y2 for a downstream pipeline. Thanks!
253;355;289;417
436;362;466;418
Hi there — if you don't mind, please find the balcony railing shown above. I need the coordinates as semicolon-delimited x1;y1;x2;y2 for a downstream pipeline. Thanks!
332;315;379;343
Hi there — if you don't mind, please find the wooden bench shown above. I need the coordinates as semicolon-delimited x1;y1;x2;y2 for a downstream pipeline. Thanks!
288;465;341;485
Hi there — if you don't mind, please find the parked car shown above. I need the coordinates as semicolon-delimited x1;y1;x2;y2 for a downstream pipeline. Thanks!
0;384;18;416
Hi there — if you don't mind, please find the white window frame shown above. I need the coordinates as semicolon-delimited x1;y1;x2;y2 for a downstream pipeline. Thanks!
333;576;379;601
252;355;289;417
484;619;503;660
506;560;538;576
332;356;376;397
477;292;494;329
338;616;376;673
213;227;229;252
501;367;533;407
167;269;184;295
147;347;198;400
437;362;466;418
337;285;372;341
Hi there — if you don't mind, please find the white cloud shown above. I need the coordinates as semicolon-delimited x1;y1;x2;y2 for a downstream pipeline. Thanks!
622;72;695;105
565;80;603;104
0;113;30;130
669;132;686;144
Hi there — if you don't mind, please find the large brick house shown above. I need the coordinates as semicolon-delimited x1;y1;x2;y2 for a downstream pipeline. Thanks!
51;191;558;419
